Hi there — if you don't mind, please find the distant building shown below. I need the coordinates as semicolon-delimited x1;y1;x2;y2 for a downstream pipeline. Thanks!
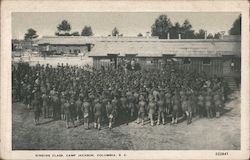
37;36;94;56
90;36;241;77
12;39;36;52
37;35;241;77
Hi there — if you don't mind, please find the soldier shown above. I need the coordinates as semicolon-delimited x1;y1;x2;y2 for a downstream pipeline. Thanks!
64;99;76;129
137;95;146;125
152;87;160;102
93;98;102;130
52;92;60;120
181;92;189;123
205;91;213;118
190;91;198;117
41;93;49;118
133;90;140;109
214;90;222;118
181;91;188;116
32;94;41;125
60;92;66;120
24;84;32;110
120;93;128;123
127;91;136;122
111;96;119;120
186;96;193;125
172;91;180;124
197;91;205;118
75;96;83;122
106;100;116;129
82;98;90;129
69;94;76;121
157;93;165;125
148;97;156;126
165;90;172;115
47;93;53;118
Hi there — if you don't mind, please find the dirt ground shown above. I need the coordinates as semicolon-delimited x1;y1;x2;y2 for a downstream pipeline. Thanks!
12;91;240;150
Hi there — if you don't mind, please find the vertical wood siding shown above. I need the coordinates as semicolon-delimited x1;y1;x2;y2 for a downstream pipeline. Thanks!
93;57;224;76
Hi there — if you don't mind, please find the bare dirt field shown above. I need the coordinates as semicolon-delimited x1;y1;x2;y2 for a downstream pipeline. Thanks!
12;91;240;150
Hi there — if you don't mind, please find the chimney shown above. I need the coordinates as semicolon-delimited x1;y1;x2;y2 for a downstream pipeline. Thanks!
220;31;225;39
205;31;207;39
146;32;150;39
178;34;181;39
167;33;170;39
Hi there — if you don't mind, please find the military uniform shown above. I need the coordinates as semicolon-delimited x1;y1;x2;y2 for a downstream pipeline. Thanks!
52;93;60;120
213;91;222;118
42;93;48;118
127;93;135;120
106;101;116;129
82;99;90;129
205;92;213;118
157;96;165;125
32;96;41;125
64;99;75;128
148;99;156;126
165;91;172;115
75;98;82;122
137;98;146;125
94;100;102;130
197;93;204;118
172;93;180;124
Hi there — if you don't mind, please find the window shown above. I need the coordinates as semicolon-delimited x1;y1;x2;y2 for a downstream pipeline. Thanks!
87;44;91;52
183;58;191;64
46;45;50;51
202;58;211;65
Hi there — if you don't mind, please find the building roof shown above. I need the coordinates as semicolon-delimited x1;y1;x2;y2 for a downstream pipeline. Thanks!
90;40;241;58
37;36;241;57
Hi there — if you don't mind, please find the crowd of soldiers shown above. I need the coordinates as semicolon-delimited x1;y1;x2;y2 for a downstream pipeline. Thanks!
12;62;227;129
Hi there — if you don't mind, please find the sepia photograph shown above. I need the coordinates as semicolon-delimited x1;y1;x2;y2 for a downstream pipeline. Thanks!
11;12;241;150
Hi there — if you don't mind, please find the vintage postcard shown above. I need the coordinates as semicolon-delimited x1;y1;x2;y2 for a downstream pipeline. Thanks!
1;0;249;159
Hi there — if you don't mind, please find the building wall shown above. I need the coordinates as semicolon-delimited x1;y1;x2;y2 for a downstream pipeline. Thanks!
12;40;35;51
39;44;89;54
93;57;112;69
93;56;234;77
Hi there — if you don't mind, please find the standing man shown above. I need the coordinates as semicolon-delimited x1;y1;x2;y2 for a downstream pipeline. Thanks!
137;95;146;125
127;92;135;123
172;91;180;124
120;93;128;123
42;93;48;118
32;93;41;125
106;100;115;129
157;94;166;125
75;96;83;123
60;92;66;120
93;98;102;130
197;91;205;118
148;97;156;126
205;91;213;118
186;96;193;125
165;90;172;115
64;99;76;129
82;98;90;129
213;90;222;118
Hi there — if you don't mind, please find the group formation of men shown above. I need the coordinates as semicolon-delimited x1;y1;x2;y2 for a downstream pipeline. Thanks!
12;61;227;129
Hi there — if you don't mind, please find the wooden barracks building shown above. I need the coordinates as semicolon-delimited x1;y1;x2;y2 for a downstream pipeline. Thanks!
37;35;241;77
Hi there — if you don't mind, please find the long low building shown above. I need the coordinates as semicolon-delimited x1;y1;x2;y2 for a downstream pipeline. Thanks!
37;35;241;77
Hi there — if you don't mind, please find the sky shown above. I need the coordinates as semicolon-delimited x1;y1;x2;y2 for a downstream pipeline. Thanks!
12;12;240;39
